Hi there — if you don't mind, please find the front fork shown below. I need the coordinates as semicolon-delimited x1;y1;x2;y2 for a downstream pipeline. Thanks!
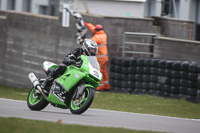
73;80;94;100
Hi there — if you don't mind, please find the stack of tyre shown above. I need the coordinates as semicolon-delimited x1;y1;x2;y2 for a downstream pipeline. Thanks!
109;57;200;103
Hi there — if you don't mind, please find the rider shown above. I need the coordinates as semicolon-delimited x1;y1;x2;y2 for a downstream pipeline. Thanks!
41;39;98;93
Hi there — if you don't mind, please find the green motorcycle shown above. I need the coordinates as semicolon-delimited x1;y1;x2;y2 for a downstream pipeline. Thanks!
27;55;102;114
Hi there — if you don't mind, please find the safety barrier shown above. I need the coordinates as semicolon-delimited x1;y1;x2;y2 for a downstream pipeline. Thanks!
109;57;200;103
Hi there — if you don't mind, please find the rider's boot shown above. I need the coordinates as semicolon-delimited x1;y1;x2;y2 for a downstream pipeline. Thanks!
41;64;66;94
41;76;54;94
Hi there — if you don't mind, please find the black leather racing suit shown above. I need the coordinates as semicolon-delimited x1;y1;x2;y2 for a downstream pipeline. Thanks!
51;48;83;78
41;48;83;90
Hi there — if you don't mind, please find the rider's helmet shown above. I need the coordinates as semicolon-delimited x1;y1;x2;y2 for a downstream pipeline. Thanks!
82;39;98;56
95;24;103;31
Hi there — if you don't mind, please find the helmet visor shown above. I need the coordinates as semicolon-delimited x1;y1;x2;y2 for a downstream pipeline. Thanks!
88;47;98;56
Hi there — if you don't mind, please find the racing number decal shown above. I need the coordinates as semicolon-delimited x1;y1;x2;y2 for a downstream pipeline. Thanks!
93;71;99;78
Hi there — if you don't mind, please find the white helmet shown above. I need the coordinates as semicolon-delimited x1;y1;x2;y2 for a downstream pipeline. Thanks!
82;39;98;56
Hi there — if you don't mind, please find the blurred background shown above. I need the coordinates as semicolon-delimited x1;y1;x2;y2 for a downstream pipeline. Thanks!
1;0;200;40
0;0;199;35
0;1;200;103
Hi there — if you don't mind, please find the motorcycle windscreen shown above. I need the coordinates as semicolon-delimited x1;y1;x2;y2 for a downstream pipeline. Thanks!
85;56;100;70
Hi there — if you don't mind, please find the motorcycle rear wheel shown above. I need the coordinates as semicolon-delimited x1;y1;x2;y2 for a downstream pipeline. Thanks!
70;87;94;114
27;87;49;111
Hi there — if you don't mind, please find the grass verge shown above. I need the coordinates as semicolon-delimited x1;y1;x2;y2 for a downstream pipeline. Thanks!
0;86;200;118
0;117;160;133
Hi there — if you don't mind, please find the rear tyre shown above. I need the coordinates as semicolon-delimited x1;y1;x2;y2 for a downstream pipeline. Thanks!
70;87;95;114
27;87;49;111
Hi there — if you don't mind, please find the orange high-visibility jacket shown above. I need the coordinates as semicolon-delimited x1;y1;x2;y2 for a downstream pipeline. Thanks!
87;23;108;62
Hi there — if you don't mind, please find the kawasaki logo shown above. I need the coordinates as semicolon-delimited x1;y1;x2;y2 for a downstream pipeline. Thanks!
53;92;64;103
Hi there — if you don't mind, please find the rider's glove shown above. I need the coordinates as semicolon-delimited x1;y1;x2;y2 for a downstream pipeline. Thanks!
69;59;76;65
63;58;75;65
84;22;88;27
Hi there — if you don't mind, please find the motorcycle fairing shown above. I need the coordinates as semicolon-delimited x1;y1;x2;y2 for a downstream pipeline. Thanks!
56;68;86;92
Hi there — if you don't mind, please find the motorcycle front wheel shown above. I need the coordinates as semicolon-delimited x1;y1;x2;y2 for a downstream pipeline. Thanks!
27;87;49;111
70;87;95;114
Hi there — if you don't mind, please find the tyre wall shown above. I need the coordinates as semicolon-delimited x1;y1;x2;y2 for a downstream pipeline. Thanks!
109;57;200;103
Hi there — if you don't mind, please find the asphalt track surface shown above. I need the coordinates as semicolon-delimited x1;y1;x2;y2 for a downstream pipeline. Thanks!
0;98;200;133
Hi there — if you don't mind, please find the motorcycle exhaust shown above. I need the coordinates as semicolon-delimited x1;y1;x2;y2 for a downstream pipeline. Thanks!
28;73;40;87
28;72;52;103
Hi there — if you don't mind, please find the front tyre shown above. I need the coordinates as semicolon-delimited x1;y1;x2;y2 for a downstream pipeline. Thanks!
70;87;95;114
27;87;49;111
